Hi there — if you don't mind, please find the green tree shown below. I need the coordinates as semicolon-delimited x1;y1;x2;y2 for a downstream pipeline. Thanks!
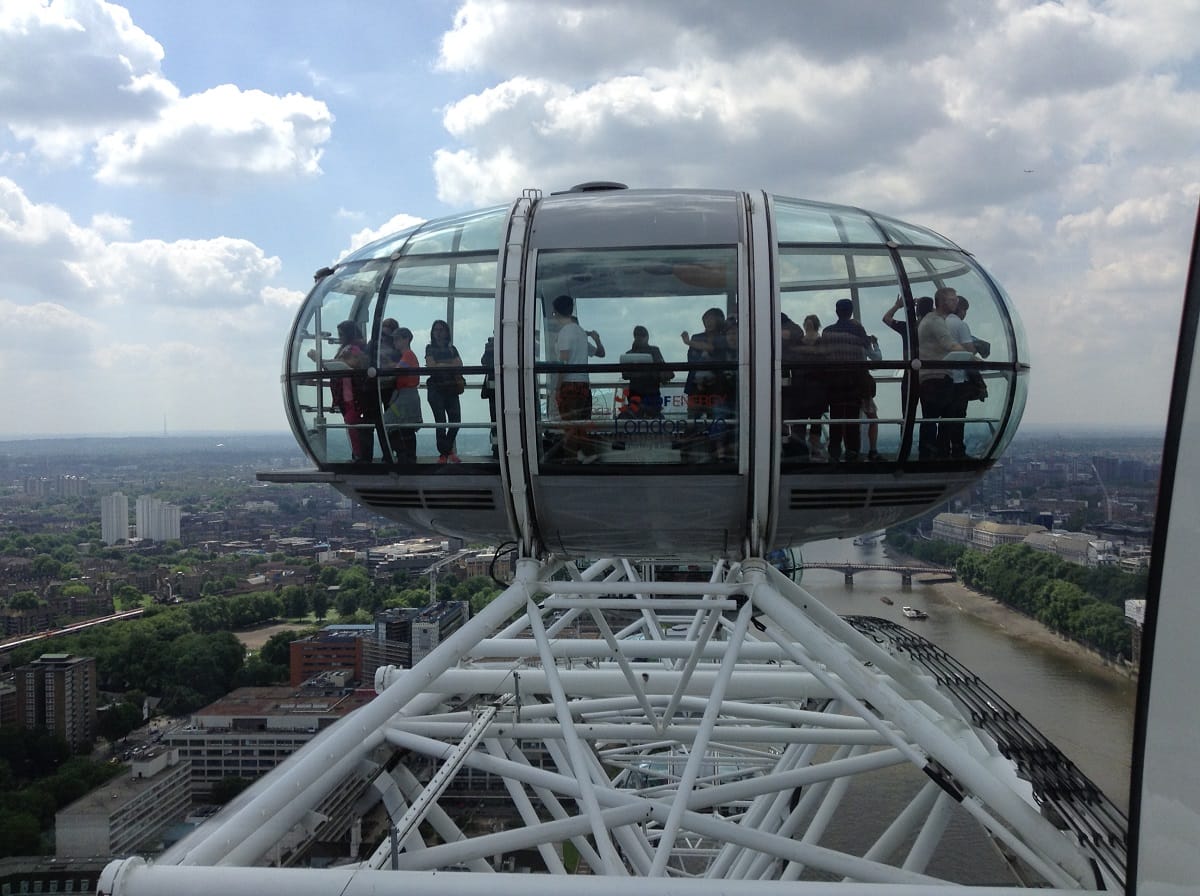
282;585;309;618
0;810;41;857
7;591;41;610
336;589;361;618
186;597;233;633
0;727;70;782
114;583;147;609
167;632;245;702
236;653;288;686
261;630;307;668
98;701;144;743
31;554;63;579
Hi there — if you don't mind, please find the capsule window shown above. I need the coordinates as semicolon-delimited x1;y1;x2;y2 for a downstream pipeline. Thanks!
779;248;904;464
289;262;388;465
375;255;498;464
532;247;739;467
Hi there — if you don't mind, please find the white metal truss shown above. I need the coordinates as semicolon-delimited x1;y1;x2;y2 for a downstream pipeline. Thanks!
100;556;1120;895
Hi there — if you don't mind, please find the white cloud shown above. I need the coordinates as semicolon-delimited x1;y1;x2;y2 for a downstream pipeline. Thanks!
427;0;1200;429
433;147;525;206
0;176;108;300
94;85;332;190
0;0;332;191
0;297;95;356
0;0;176;159
0;177;291;314
261;285;306;309
2;1;1197;434
438;1;955;79
86;236;283;308
90;212;132;238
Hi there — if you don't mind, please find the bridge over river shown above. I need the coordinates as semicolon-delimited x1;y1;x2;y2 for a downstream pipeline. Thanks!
801;561;957;585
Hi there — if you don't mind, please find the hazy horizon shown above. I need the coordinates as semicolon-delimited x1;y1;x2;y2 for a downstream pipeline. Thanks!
0;420;1168;447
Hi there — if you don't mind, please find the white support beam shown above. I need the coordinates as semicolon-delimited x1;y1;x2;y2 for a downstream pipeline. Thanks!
98;859;1105;896
526;596;624;874
167;561;541;867
119;555;1116;893
651;599;754;875
371;704;500;867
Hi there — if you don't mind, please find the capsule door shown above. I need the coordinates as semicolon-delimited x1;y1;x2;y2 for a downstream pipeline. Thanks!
519;192;750;558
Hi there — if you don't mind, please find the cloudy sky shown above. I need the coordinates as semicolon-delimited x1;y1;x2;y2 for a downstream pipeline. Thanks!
2;0;1198;438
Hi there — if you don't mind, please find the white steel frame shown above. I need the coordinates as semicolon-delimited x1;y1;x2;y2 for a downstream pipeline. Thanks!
100;556;1116;895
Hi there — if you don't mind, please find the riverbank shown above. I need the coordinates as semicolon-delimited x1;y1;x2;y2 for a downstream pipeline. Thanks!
890;548;1136;680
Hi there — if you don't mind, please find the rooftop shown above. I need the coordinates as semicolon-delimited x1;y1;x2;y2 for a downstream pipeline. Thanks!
189;686;373;721
58;748;184;818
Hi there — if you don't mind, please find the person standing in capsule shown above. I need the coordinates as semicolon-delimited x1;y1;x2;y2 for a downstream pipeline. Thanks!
552;294;605;463
308;320;372;462
425;319;463;464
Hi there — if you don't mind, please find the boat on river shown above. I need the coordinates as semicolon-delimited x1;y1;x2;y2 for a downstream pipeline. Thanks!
901;605;928;619
880;595;894;605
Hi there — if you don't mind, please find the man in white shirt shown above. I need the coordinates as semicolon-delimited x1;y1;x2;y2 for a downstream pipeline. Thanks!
551;294;605;462
944;296;987;458
917;287;967;459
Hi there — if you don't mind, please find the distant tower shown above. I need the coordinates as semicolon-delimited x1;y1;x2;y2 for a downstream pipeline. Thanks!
101;492;129;545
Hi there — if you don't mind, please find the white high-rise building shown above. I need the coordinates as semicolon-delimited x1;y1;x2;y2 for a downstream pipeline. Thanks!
101;492;129;545
136;495;181;542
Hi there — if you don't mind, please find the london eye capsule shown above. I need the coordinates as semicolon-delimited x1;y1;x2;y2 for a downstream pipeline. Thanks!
265;186;1029;559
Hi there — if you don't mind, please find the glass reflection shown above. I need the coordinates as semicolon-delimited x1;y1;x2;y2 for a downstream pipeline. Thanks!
533;247;738;467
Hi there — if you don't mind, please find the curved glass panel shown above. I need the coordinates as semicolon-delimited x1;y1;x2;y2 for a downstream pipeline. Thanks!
532;191;741;249
779;248;904;462
400;205;507;256
772;197;884;245
873;214;960;250
958;370;1014;460
993;370;1029;457
340;225;423;265
900;251;1013;364
897;251;1019;461
991;278;1030;365
373;252;499;465
532;247;739;467
288;262;389;464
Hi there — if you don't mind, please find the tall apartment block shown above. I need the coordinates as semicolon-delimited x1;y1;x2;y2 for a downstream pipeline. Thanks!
16;653;98;752
101;492;129;545
136;494;181;542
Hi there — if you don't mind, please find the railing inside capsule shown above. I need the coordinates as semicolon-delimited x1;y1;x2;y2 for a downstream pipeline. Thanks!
288;357;1011;467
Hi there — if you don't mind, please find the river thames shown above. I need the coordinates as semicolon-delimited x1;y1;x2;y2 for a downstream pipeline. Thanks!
799;535;1138;812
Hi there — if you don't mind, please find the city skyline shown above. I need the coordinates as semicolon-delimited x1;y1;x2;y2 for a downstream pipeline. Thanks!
2;1;1198;437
